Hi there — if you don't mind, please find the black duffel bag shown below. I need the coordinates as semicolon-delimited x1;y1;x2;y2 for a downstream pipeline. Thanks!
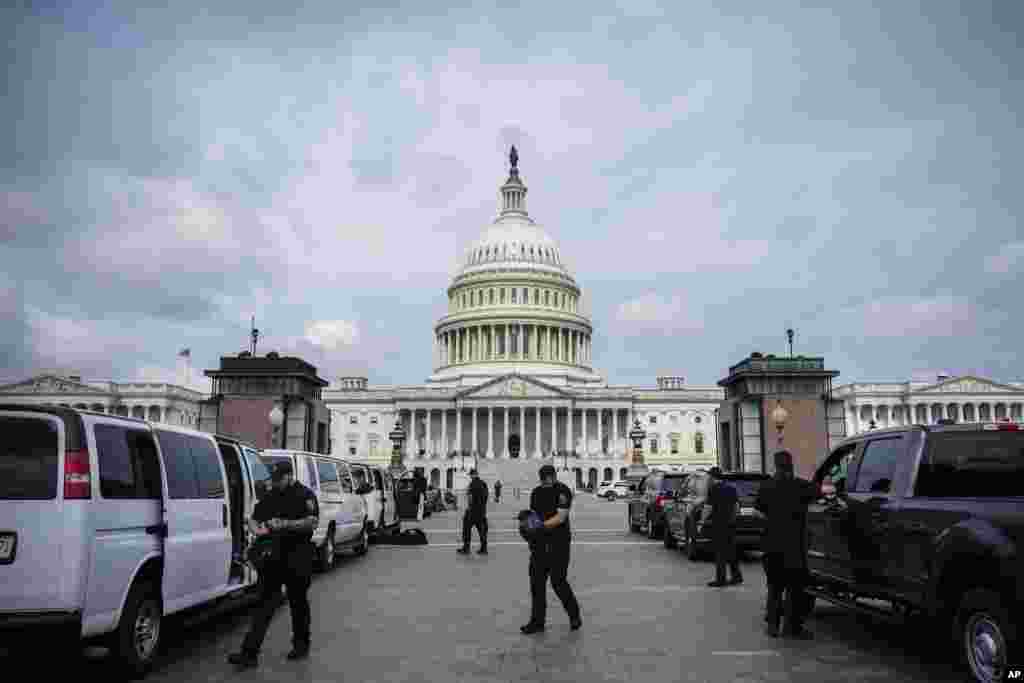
246;535;280;573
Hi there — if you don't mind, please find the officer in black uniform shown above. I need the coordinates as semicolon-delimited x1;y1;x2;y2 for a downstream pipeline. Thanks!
458;469;489;555
521;464;582;634
706;467;743;587
755;450;817;639
229;461;319;670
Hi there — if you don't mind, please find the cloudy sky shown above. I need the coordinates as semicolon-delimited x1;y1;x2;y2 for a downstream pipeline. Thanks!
2;0;1021;391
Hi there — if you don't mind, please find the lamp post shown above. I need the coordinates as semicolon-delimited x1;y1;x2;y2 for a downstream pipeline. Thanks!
389;421;407;478
771;400;789;448
628;418;648;477
269;403;285;448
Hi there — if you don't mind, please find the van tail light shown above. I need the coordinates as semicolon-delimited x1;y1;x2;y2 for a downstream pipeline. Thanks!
997;423;1019;431
655;494;671;509
64;449;91;499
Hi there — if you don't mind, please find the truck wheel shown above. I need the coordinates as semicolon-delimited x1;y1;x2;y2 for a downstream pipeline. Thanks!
663;525;677;549
110;581;162;678
628;509;640;533
318;527;336;572
958;588;1016;683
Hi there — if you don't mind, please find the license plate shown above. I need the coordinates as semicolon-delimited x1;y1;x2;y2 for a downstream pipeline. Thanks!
0;534;14;562
740;507;755;516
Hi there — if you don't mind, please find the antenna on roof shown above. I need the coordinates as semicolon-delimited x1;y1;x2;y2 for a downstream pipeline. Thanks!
250;316;260;356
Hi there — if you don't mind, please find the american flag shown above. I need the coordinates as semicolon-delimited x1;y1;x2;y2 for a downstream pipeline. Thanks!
178;348;190;358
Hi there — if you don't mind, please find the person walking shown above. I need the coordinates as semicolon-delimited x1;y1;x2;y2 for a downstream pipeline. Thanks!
228;461;318;671
520;464;582;634
755;450;818;639
706;467;743;587
494;480;502;503
414;471;428;521
458;469;489;555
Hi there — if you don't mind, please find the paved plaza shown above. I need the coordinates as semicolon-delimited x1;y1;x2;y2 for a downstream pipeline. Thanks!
19;490;964;682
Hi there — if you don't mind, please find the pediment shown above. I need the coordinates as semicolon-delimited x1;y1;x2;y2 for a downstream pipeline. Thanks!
912;375;1023;395
458;374;569;400
0;374;108;395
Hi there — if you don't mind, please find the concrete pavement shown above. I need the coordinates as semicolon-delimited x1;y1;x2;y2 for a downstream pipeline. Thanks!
25;490;964;682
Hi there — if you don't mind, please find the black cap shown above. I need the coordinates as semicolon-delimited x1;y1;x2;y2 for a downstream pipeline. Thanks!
707;466;722;478
271;460;294;481
538;464;557;479
469;468;478;476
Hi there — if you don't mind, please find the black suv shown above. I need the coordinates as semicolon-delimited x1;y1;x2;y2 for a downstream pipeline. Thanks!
664;470;771;558
628;471;690;539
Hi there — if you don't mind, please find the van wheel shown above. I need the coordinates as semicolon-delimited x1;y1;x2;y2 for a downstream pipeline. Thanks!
353;525;369;556
628;509;640;533
958;588;1016;683
318;528;336;572
110;581;162;677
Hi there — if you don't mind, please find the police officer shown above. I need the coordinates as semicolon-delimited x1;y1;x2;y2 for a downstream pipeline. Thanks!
229;461;318;670
458;469;489;555
521;464;582;634
755;451;817;639
494;479;502;503
706;467;743;587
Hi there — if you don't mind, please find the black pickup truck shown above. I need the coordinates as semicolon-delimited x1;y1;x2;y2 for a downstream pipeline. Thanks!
805;422;1023;683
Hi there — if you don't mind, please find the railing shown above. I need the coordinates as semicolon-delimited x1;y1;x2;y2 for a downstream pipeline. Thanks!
728;356;826;375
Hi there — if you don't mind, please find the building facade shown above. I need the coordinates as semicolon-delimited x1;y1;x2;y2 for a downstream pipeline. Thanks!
833;375;1024;435
325;151;722;491
0;370;204;425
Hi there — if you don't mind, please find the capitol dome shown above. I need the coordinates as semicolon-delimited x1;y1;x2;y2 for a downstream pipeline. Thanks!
429;148;602;388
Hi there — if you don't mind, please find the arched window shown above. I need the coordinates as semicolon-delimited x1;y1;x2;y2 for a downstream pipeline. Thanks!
522;287;528;303
489;289;494;304
501;289;506;304
545;291;550;306
695;432;705;454
511;289;517;304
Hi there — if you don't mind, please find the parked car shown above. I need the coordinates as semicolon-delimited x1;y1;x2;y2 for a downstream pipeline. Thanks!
261;450;370;572
425;486;445;513
597;480;633;500
628;471;690;539
356;464;399;535
804;422;1023;683
0;405;266;677
663;470;771;556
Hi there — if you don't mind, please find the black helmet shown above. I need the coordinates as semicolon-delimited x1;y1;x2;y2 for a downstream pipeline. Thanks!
538;464;557;479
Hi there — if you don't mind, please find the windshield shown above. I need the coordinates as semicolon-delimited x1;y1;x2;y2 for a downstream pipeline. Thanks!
0;416;60;500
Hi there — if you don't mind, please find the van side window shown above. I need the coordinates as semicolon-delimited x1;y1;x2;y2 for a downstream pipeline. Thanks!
336;462;354;494
851;438;902;494
96;424;160;499
243;447;271;498
190;437;225;498
316;460;341;499
156;431;198;499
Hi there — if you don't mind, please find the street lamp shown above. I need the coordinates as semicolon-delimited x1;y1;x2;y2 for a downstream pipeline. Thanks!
628;418;648;477
389;421;407;477
771;400;789;447
269;403;285;448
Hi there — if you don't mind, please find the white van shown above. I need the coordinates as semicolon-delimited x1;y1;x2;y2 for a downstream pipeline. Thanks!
260;450;369;571
0;406;265;676
351;463;399;536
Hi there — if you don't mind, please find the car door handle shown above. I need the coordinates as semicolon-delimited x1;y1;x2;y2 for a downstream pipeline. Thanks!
146;523;168;537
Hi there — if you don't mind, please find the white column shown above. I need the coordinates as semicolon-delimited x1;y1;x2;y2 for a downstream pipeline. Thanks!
548;327;553;361
567;406;574;453
472;408;478;457
612;409;619;457
598;408;604;456
535;406;541;458
442;409;448;455
426;409;432;457
505;325;510;360
491;327;496;360
504;407;510;458
456;408;463;454
553;407;559;454
487;407;494;458
406;410;414;458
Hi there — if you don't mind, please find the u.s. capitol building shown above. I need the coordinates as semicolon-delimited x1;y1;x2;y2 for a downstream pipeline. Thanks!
324;151;722;491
